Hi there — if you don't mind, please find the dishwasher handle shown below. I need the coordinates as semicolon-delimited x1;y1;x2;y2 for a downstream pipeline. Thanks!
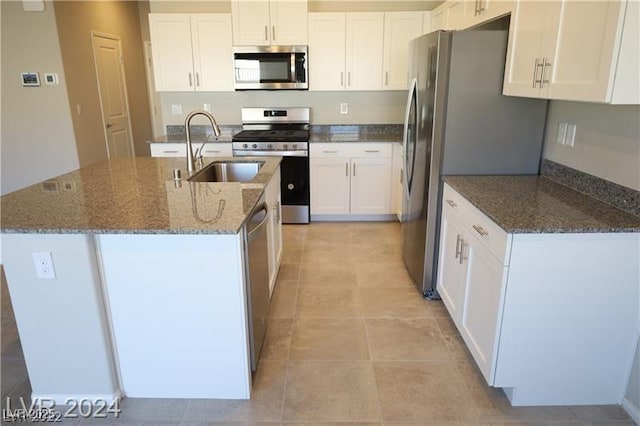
247;202;269;239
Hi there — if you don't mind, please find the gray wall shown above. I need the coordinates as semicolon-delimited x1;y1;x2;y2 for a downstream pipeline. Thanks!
542;101;640;191
627;338;640;413
160;90;408;126
1;1;79;195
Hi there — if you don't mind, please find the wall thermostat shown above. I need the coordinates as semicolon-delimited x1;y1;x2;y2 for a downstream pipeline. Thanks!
21;72;40;87
44;73;59;85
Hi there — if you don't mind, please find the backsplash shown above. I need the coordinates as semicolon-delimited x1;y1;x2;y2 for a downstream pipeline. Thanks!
310;124;403;135
541;159;640;217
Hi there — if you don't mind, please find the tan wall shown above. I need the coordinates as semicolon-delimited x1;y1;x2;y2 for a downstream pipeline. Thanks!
542;101;640;191
1;1;79;195
54;1;153;166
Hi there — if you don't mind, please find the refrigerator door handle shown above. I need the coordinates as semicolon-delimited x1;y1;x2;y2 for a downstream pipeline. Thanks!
403;77;418;194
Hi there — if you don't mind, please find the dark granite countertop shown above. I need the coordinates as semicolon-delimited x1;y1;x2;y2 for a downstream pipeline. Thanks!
309;133;402;143
443;175;640;234
1;157;281;235
147;134;234;144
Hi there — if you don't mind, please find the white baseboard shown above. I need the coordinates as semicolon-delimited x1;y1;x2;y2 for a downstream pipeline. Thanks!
623;396;640;425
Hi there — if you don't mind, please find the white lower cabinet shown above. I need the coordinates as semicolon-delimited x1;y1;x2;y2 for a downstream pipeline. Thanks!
437;182;639;406
149;143;233;158
310;143;392;219
264;166;282;297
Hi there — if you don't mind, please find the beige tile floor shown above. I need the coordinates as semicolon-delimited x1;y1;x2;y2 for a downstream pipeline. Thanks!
1;222;635;425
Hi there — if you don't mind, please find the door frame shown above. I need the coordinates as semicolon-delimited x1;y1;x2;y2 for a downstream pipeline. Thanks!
90;31;135;158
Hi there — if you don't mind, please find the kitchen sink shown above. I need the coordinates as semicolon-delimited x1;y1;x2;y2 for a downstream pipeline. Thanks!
188;161;264;183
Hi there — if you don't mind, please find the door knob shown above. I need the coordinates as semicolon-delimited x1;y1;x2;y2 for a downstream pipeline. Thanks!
105;123;114;128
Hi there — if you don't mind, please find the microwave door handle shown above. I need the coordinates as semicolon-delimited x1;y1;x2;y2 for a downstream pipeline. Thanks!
290;54;295;80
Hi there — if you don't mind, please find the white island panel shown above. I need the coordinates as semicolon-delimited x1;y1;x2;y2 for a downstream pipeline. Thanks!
97;233;251;399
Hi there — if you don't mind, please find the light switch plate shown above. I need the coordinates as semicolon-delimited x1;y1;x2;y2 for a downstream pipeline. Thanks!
340;103;348;114
565;124;577;147
556;122;568;145
171;104;183;115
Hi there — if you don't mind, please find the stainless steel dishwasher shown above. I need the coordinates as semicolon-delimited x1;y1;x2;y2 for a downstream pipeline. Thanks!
243;199;270;371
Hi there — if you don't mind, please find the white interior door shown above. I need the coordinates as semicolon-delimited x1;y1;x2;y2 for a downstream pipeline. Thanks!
92;33;135;158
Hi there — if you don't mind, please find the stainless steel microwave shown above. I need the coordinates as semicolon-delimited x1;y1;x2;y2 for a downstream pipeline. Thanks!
233;45;308;90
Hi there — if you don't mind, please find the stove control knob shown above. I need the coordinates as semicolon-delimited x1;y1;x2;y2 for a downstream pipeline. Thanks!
252;143;258;149
268;144;273;149
283;144;288;150
243;143;248;149
292;144;298;149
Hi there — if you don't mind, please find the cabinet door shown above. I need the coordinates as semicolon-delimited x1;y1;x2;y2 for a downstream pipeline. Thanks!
431;7;448;31
149;14;195;91
350;157;392;215
200;143;233;157
446;1;465;30
308;13;346;91
310;157;350;215
460;232;508;385
464;0;513;29
546;1;625;102
383;12;423;90
346;13;384;91
231;0;271;46
265;166;282;296
503;1;553;97
269;0;308;44
436;207;467;325
190;15;234;92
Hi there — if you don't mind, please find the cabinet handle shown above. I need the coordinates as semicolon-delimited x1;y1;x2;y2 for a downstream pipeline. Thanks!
385;71;389;86
340;72;344;87
264;25;268;41
164;150;180;154
345;162;349;176
459;239;467;264
353;162;356;176
272;25;276;41
477;0;485;14
204;150;220;154
472;224;489;237
542;57;552;87
532;58;540;88
323;150;338;153
365;150;380;153
196;72;200;87
188;72;193;87
455;234;462;259
475;0;479;15
446;199;457;208
348;71;351;86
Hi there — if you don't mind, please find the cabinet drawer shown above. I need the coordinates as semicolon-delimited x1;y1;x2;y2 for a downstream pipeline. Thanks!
311;143;392;158
200;143;233;157
443;183;510;264
150;143;187;157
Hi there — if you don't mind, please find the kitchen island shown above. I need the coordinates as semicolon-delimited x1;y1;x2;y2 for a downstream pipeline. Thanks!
1;156;282;403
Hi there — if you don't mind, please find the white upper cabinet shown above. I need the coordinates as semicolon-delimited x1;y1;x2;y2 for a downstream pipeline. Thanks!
308;12;384;91
231;0;308;46
308;13;346;90
504;0;639;104
382;12;424;90
346;13;385;91
431;0;465;30
149;14;233;92
463;0;513;28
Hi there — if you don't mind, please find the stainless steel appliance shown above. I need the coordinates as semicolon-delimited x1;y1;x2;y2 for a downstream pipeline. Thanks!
244;198;270;371
233;107;310;224
402;29;548;298
233;46;308;90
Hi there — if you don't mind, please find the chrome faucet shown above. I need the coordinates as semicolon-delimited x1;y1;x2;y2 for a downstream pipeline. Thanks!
185;110;222;173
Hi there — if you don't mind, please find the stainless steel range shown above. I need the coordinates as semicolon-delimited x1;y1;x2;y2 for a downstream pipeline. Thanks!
233;108;310;224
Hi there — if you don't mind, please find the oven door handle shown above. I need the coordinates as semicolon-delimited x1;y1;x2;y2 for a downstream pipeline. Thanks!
233;150;308;157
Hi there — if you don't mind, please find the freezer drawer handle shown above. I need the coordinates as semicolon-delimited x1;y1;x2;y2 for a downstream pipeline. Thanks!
446;199;457;208
472;224;489;237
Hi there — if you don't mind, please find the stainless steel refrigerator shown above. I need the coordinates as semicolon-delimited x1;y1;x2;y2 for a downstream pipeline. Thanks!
401;29;548;298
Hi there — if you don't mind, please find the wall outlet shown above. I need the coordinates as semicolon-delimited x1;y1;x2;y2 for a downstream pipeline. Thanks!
32;252;56;279
340;103;348;114
565;124;577;147
170;104;183;115
556;122;568;145
203;103;211;112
